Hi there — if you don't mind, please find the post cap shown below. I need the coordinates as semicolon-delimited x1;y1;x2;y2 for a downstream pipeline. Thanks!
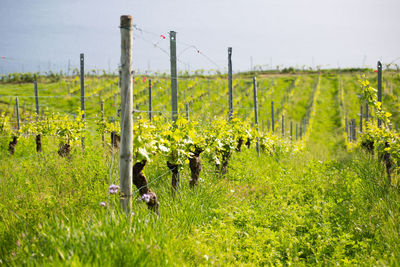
120;15;132;28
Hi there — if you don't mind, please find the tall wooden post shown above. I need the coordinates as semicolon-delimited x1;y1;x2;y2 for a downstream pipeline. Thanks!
352;119;356;141
360;105;363;133
290;121;293;141
80;53;85;149
228;47;233;121
170;31;178;123
253;77;259;156
170;30;180;192
15;97;20;131
377;61;382;127
34;81;39;119
34;81;42;152
299;124;302;139
271;101;275;133
185;103;189;121
148;79;152;121
348;120;351;141
119;15;133;214
101;101;105;144
281;115;285;137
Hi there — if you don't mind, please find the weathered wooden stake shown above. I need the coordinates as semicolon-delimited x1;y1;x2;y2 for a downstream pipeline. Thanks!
348;119;352;141
101;101;105;144
253;77;259;156
170;30;180;192
228;47;233;121
271;101;275;133
15;97;20;131
185;103;189;121
360;105;363;133
281;115;285;137
119;15;133;214
148;79;152;121
290;121;293;141
377;61;382;127
34;81;42;152
34;81;39;119
170;31;178;124
352;118;357;141
365;102;369;121
296;123;298;141
80;53;85;149
300;124;303;139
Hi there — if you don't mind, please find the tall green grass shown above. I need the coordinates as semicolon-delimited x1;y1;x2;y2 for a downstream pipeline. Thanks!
1;138;400;265
1;72;400;265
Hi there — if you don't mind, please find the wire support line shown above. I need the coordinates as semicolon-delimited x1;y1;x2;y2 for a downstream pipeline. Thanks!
177;43;221;70
131;23;222;71
132;169;171;196
132;33;170;58
132;33;192;70
0;94;103;99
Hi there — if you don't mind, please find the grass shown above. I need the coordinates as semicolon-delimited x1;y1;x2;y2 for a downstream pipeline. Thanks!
307;75;345;158
1;135;400;265
1;72;400;265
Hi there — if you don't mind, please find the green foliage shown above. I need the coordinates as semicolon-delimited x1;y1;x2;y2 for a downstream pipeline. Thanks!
0;72;38;83
1;143;400;265
0;112;11;136
359;76;391;127
259;131;303;156
96;117;120;136
356;76;400;182
1;72;400;265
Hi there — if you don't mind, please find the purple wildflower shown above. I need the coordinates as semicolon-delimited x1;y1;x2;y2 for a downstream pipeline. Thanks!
109;184;120;195
99;201;107;207
141;193;151;203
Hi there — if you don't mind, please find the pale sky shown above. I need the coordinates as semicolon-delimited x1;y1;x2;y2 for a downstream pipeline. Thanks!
0;0;399;74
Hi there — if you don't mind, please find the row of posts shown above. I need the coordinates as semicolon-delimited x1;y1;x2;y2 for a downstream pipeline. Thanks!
9;46;385;150
9;53;86;150
119;16;312;213
7;16;386;213
346;61;386;142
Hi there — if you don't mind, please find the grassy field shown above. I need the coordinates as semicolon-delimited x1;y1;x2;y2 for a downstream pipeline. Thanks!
1;71;400;265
